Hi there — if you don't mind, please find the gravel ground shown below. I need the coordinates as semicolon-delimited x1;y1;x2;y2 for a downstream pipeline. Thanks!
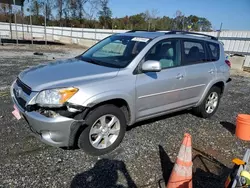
0;45;250;188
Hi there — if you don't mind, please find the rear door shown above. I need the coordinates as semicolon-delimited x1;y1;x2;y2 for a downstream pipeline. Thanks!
180;39;216;105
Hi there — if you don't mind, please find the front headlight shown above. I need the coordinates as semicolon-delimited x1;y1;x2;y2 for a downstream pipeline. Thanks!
36;87;78;107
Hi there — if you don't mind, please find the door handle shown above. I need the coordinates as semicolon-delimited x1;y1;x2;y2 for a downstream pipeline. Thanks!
208;69;214;74
176;74;184;79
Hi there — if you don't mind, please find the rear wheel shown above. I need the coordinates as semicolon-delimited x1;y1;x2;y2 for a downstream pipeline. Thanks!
78;105;126;156
193;86;221;118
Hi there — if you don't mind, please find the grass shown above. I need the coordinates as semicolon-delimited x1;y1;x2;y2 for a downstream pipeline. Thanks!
0;90;9;98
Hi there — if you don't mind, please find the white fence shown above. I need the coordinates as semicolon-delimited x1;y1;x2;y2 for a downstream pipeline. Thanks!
0;22;125;41
0;22;250;67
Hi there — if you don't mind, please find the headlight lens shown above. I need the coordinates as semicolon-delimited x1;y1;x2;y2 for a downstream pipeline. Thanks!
36;87;78;106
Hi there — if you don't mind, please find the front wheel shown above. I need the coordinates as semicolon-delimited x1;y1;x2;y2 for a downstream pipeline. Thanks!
78;105;126;156
193;86;221;118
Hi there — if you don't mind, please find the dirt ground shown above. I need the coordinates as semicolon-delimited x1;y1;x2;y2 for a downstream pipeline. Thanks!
0;44;250;188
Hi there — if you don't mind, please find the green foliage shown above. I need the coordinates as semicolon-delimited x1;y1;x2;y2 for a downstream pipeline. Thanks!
155;16;173;30
129;13;147;30
98;0;112;29
0;1;212;31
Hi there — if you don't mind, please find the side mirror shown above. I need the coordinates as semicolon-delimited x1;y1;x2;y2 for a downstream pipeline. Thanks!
142;60;161;72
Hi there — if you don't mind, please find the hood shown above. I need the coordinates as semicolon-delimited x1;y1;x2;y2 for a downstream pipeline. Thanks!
19;58;119;91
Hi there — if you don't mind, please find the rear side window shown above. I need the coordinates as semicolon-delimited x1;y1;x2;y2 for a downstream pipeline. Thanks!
182;40;206;65
207;42;220;61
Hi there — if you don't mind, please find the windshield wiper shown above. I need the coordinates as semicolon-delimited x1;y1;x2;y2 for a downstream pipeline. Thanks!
78;57;103;65
78;56;122;68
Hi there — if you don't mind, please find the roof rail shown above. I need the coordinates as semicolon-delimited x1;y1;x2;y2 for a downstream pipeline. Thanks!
166;30;218;41
126;30;155;33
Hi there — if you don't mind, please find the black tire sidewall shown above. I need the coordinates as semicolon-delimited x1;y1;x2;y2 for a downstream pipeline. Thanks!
78;105;126;156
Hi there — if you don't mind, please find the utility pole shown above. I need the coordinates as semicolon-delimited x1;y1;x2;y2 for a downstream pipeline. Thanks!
30;14;33;45
9;1;13;39
21;5;24;39
27;6;33;45
217;22;223;39
44;1;47;45
71;24;73;44
13;0;18;45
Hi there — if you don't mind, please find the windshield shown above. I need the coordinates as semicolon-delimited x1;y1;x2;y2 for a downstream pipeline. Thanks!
79;35;151;68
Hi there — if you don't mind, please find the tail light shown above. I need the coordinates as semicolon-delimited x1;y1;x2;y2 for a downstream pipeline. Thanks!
225;60;231;68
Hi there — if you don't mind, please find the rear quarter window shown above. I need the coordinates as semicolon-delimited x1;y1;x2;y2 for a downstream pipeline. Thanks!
207;42;220;61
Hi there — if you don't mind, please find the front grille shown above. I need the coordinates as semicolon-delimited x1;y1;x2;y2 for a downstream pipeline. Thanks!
16;78;32;95
13;89;27;110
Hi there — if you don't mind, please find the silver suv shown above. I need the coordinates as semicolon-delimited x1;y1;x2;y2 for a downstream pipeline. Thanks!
11;31;231;156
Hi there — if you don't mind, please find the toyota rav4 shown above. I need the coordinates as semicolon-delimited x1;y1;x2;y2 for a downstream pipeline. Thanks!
11;31;231;156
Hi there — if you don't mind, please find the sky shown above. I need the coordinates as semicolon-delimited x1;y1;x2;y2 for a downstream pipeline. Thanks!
109;0;250;31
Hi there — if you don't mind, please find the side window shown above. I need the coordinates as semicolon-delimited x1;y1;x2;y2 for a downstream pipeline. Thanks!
93;40;126;57
207;42;220;61
182;40;206;65
144;39;180;69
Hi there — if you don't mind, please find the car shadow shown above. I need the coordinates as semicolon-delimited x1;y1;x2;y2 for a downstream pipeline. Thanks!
220;121;236;135
127;110;189;131
70;158;137;188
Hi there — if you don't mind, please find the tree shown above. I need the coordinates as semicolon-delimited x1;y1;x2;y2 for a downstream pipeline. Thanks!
144;10;150;30
198;17;212;31
0;3;9;15
0;3;10;22
155;16;172;30
76;0;88;20
84;0;100;20
98;0;112;29
43;0;54;20
123;15;129;29
30;0;41;17
129;13;146;30
186;15;199;31
56;0;64;26
63;0;71;26
0;1;214;30
144;9;159;30
173;10;185;30
70;0;77;18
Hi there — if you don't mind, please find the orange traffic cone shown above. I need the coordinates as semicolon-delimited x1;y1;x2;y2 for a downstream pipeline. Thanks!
167;133;192;188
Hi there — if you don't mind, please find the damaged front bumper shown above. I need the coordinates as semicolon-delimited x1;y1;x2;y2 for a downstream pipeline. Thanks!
10;81;86;148
23;111;75;147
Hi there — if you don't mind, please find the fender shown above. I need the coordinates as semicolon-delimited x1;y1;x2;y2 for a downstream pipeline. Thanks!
196;79;226;106
82;90;136;125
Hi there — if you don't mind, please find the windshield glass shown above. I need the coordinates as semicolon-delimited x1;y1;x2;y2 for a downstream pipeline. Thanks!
80;35;151;68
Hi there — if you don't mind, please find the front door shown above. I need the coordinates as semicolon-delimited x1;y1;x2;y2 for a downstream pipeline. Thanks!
135;39;186;119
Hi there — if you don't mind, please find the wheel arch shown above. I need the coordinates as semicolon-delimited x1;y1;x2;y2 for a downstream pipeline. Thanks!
196;80;226;106
82;91;135;125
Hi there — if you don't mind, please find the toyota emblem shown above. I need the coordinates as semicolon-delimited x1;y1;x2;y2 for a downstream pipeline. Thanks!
15;87;22;98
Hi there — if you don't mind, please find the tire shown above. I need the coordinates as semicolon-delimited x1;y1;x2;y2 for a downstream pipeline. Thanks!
193;86;221;118
78;104;126;156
